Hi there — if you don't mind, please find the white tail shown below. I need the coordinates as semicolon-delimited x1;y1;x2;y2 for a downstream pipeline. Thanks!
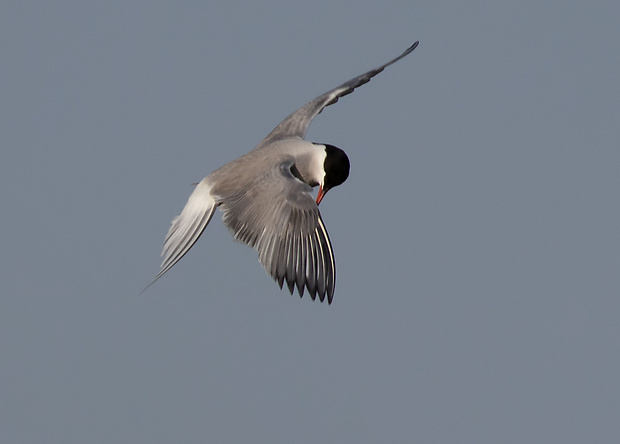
142;180;217;292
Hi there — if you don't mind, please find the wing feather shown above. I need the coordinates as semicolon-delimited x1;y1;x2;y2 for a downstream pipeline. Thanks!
256;41;419;146
218;164;337;303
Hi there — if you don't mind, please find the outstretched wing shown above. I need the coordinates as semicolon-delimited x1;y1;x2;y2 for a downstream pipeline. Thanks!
217;162;336;303
256;41;419;146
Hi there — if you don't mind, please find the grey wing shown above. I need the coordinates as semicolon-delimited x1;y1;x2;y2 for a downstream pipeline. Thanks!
218;164;336;303
257;41;419;146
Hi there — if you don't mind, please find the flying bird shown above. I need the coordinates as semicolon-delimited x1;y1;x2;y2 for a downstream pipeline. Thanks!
147;41;419;303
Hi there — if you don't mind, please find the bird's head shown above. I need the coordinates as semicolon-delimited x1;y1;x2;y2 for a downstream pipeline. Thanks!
316;144;350;205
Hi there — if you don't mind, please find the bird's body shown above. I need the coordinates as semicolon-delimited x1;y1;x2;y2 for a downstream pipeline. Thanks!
149;41;419;303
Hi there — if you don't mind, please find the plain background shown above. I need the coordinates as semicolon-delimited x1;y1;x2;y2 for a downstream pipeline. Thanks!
2;1;619;443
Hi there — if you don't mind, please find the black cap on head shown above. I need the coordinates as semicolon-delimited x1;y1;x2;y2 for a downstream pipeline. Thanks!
323;144;350;192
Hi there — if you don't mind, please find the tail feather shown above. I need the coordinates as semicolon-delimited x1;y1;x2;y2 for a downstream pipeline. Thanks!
141;180;216;293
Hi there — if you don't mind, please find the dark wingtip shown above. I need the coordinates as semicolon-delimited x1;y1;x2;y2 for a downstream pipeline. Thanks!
275;273;335;305
286;278;295;294
403;41;419;57
296;281;305;298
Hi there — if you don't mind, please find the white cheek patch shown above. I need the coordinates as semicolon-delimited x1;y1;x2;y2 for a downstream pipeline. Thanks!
311;145;327;186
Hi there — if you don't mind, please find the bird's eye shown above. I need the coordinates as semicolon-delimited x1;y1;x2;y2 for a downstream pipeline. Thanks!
290;164;304;181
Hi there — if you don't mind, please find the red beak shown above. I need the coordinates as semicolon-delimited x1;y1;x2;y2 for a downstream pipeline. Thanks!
316;185;326;205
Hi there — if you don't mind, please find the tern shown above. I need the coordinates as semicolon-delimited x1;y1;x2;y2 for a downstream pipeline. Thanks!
147;41;419;303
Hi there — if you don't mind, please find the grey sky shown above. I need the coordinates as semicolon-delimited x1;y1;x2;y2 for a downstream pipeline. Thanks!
2;1;619;443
